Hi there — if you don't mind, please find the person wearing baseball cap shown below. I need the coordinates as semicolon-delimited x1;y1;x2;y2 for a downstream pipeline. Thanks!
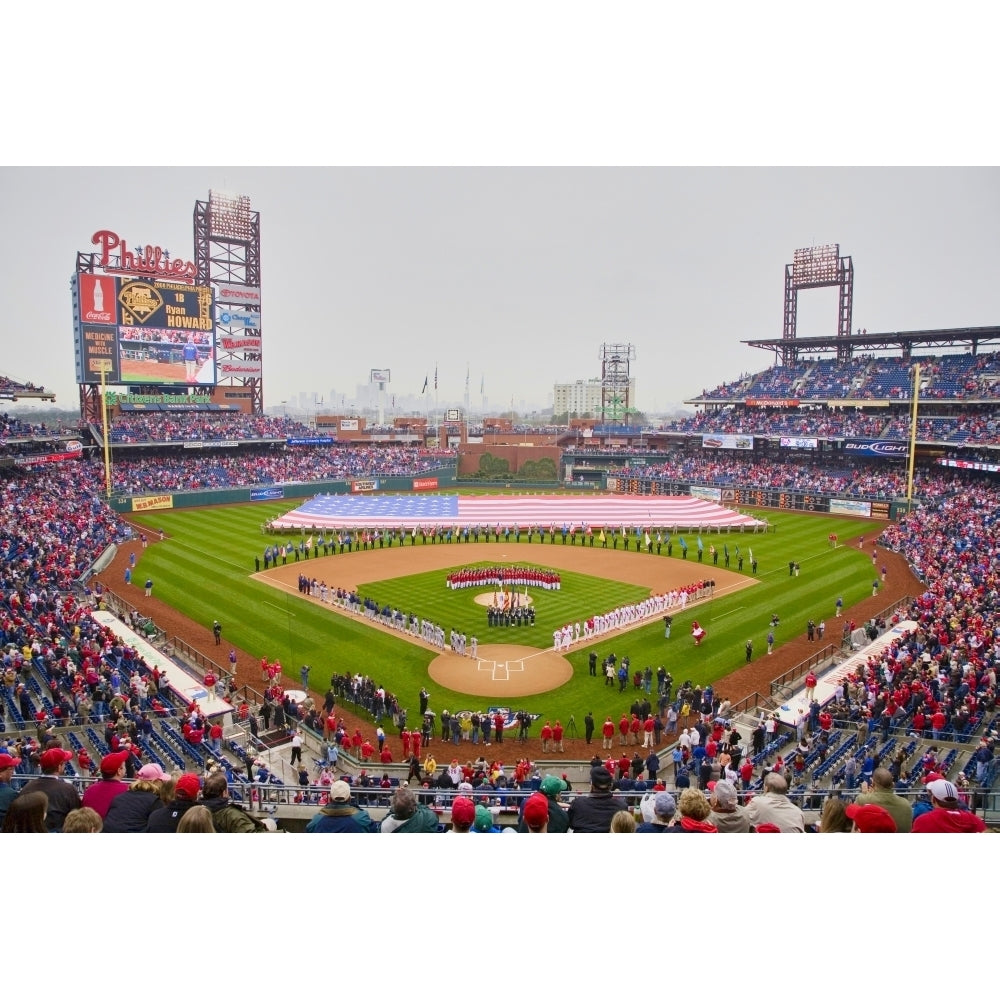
566;766;629;832
0;751;22;828
145;772;202;832
103;764;171;833
912;779;987;833
305;780;373;833
81;750;131;820
845;802;897;833
447;795;476;833
517;774;569;833
636;791;677;832
16;747;80;831
521;793;551;833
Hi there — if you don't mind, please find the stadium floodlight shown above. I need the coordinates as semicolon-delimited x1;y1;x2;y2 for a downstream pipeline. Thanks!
209;190;254;241
792;243;841;288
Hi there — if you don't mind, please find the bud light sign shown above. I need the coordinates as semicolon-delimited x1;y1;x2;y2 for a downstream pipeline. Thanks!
250;487;284;501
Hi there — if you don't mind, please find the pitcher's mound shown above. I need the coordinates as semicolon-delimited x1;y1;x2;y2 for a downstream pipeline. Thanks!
428;643;572;697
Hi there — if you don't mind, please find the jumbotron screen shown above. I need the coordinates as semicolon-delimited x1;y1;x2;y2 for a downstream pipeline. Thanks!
73;272;216;386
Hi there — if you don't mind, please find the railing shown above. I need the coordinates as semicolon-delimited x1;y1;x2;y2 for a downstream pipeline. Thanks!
769;644;841;699
97;588;167;646
168;636;232;689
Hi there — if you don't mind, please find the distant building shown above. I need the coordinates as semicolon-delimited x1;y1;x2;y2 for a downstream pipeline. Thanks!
553;377;636;417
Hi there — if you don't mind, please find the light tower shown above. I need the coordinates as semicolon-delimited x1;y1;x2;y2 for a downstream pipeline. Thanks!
193;191;263;412
599;343;636;425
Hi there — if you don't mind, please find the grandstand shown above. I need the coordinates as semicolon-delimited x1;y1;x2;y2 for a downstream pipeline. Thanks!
3;223;999;832
3;347;999;831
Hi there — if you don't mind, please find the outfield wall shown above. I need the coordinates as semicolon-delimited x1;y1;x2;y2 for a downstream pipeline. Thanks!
108;469;458;514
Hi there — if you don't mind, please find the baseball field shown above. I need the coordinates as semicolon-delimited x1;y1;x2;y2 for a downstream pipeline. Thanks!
115;497;900;726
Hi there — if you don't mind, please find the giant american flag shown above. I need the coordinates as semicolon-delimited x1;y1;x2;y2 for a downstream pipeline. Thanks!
269;493;762;530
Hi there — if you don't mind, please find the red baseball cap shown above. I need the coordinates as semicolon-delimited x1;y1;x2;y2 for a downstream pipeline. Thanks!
845;803;897;833
40;747;74;771
0;753;21;769
100;750;131;775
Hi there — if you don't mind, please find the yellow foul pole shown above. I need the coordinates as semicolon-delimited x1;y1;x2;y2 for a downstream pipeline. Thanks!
905;362;920;511
100;364;112;497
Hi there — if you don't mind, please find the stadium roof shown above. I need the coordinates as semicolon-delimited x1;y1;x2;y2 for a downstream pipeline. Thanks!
743;325;1000;356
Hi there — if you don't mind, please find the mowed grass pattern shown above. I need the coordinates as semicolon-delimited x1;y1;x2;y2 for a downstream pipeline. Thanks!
130;503;881;725
368;566;651;649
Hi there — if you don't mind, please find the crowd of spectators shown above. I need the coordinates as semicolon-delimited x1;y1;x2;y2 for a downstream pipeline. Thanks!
662;408;892;439
105;445;456;494
1;372;998;831
105;412;314;444
609;453;936;498
1;412;75;441
0;463;131;592
693;350;1000;403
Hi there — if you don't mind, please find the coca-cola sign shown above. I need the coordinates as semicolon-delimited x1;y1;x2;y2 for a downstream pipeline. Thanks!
91;229;198;283
78;273;117;324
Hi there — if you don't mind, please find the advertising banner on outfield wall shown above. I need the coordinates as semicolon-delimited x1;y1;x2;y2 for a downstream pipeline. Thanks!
412;477;439;491
350;480;379;493
132;495;174;512
780;436;818;449
689;485;722;502
702;434;753;450
250;487;285;501
829;498;872;518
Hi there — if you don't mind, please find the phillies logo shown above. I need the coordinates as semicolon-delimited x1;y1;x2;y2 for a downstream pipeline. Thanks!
92;229;198;283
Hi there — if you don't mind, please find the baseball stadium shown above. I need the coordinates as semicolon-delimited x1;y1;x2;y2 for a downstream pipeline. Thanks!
2;190;998;837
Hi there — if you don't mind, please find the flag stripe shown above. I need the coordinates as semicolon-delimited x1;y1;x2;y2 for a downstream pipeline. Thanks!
271;494;762;530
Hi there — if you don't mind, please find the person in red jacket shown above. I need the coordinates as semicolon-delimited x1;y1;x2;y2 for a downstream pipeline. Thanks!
618;714;630;746
642;716;655;747
493;712;505;744
804;671;818;701
931;710;946;739
552;720;564;752
629;715;642;745
602;716;615;750
540;721;553;752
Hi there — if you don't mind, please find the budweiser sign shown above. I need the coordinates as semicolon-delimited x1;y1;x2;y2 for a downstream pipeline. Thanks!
91;229;198;283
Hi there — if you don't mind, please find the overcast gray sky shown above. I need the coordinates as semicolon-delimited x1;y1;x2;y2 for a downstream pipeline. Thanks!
2;167;997;415
3;7;998;417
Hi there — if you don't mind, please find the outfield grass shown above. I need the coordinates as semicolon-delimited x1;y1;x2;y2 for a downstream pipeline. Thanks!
129;503;879;727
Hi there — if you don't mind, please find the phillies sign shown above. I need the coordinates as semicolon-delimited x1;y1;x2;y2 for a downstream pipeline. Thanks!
91;229;199;284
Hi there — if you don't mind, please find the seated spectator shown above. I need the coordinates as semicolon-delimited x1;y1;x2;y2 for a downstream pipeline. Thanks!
62;807;104;833
379;786;439;833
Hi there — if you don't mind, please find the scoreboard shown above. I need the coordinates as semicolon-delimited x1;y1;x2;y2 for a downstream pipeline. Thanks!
73;273;216;386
